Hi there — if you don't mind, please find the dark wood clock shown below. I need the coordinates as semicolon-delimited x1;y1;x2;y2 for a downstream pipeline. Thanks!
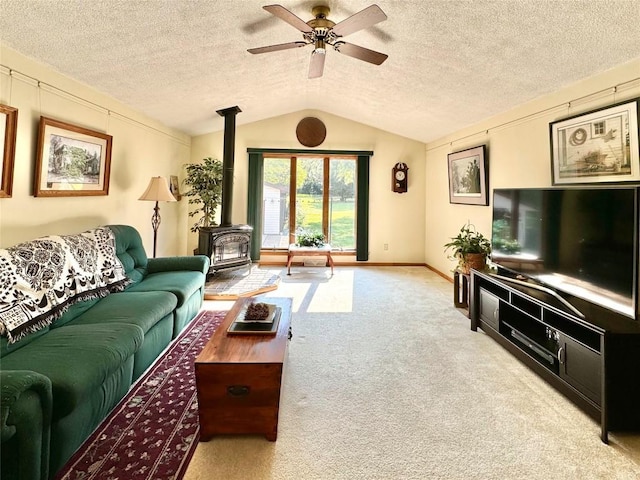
392;162;409;193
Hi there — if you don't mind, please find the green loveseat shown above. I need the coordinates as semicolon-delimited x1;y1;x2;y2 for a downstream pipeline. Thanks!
0;224;209;480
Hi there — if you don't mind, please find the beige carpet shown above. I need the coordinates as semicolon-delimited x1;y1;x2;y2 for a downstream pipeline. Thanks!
189;266;640;479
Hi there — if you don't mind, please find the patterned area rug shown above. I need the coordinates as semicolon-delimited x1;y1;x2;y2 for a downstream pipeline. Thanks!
204;266;280;299
55;310;225;480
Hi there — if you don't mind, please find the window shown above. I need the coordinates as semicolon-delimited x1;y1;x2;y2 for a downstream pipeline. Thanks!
247;148;371;262
261;155;357;250
593;121;605;136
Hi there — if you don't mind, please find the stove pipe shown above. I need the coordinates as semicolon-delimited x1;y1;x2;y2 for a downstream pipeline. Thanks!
216;106;242;228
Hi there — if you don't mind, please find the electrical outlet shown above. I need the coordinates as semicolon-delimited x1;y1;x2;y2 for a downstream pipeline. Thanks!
383;243;389;250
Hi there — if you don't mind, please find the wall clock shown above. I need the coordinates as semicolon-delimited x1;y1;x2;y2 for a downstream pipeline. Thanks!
392;162;409;193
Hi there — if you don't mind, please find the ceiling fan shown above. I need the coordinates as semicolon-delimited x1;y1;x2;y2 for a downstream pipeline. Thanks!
247;4;388;79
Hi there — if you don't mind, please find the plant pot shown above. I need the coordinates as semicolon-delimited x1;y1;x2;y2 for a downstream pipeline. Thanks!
460;253;487;274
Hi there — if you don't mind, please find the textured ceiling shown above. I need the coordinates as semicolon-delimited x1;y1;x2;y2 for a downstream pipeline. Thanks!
1;0;639;143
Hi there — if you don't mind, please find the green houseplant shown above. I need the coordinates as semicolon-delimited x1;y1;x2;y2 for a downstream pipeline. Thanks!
296;231;325;247
444;223;491;274
183;157;223;232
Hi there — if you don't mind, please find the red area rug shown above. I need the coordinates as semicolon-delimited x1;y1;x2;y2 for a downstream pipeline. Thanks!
55;310;225;480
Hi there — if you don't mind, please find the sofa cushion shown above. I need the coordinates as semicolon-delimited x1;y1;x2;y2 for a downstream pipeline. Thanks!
51;297;101;329
69;291;177;334
0;323;142;420
125;271;205;307
107;225;148;284
0;328;49;358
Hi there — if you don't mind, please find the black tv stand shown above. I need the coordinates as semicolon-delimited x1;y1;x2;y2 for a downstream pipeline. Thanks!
470;269;640;443
488;273;585;319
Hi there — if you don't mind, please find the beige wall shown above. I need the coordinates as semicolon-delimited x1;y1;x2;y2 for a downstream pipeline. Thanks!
425;59;640;278
190;110;427;263
0;45;192;255
3;41;636;272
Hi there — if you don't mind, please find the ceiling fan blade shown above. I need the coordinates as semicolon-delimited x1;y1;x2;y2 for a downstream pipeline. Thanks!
308;51;326;79
334;42;388;65
248;41;308;54
263;4;313;33
331;4;387;37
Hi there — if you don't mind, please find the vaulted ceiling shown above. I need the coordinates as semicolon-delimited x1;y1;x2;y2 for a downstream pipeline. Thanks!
1;0;639;143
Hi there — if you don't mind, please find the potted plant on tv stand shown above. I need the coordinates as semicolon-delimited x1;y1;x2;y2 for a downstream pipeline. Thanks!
444;223;491;274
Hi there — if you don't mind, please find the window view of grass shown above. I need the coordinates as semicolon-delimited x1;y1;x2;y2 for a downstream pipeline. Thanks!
296;194;355;249
262;156;356;250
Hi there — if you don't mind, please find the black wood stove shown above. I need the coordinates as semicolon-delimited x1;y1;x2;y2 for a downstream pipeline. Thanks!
198;106;253;276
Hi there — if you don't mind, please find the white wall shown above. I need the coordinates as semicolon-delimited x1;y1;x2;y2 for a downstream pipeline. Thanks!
190;110;427;263
425;59;640;277
0;45;192;256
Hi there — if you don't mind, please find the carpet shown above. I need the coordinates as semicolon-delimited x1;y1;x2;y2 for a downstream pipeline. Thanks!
184;266;640;480
55;310;225;480
204;266;280;299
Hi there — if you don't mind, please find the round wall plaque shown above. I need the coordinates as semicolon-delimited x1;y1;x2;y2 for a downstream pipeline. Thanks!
296;117;326;147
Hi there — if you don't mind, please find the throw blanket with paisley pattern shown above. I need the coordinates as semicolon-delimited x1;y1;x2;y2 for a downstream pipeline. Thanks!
0;227;130;343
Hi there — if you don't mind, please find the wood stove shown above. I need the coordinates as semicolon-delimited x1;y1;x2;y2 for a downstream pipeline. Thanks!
198;106;253;276
199;225;252;274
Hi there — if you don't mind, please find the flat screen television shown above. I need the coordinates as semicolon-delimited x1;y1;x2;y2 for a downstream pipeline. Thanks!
491;187;638;318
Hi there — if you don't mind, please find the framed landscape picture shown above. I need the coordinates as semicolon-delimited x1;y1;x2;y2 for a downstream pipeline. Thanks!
34;117;113;197
447;145;488;205
0;104;18;198
550;98;640;185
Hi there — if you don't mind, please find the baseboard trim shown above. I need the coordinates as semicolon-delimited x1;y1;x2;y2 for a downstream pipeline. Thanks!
258;259;452;281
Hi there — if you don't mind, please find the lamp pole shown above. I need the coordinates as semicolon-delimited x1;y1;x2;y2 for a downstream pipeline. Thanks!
151;200;160;258
139;176;177;258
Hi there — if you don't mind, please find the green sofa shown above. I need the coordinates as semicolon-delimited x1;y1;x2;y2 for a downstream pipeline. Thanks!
0;224;209;480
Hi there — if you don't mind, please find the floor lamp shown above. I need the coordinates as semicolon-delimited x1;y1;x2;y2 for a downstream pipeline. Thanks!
139;176;177;257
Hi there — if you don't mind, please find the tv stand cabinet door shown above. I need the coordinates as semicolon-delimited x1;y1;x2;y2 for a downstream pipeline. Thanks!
479;289;500;332
558;333;602;406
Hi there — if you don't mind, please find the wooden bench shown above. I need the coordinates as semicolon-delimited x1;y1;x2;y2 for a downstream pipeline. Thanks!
286;244;334;275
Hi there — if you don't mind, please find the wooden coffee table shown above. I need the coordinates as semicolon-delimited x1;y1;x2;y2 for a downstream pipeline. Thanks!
195;297;292;441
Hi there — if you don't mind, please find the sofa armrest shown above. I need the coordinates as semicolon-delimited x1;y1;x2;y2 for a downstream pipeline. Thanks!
1;370;52;480
147;255;210;275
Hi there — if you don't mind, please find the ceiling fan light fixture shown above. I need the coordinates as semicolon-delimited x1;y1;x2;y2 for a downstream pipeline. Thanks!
249;4;388;78
314;38;326;54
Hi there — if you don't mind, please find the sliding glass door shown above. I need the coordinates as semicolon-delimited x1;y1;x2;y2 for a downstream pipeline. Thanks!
261;155;356;250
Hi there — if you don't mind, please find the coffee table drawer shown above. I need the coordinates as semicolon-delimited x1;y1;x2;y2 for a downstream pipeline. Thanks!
196;362;284;441
196;363;283;407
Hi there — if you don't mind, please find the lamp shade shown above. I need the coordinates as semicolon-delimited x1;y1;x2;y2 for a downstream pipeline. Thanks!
139;176;177;202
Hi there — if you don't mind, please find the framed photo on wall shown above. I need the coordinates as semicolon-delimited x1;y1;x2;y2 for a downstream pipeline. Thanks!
0;104;18;198
550;98;640;185
169;174;181;200
34;117;113;197
447;145;488;205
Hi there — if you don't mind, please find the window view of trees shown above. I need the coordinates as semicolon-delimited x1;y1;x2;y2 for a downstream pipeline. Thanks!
262;155;356;250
